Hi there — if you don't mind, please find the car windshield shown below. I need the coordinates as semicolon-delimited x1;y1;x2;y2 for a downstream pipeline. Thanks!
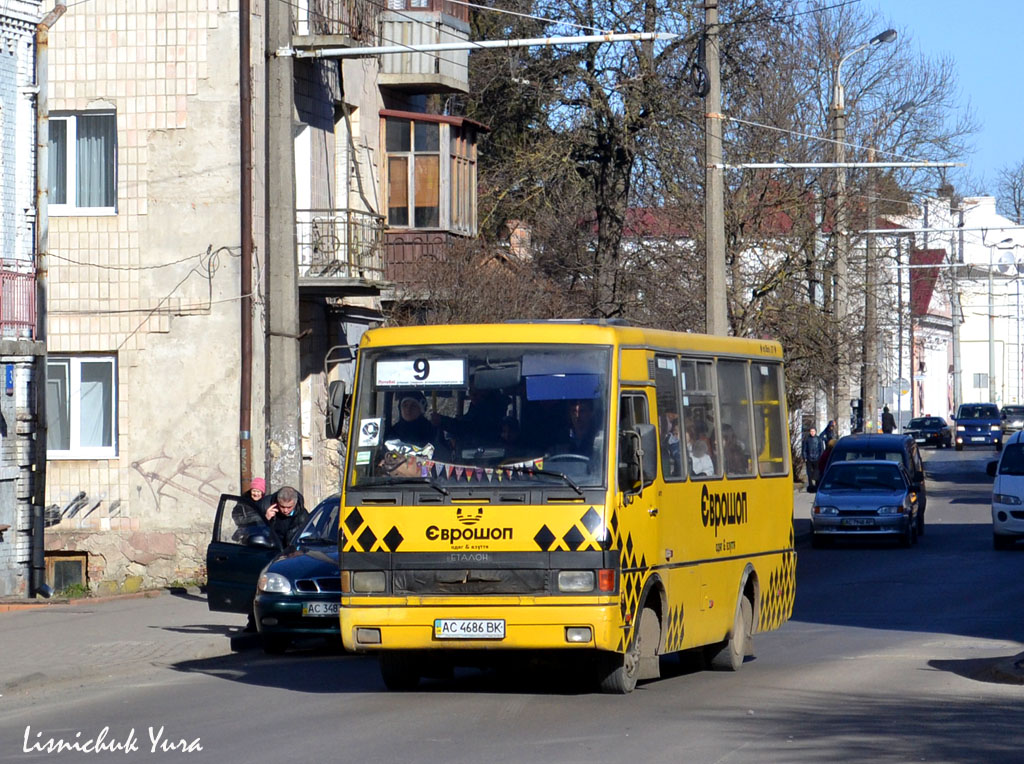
998;444;1024;476
820;463;905;492
1002;406;1024;418
296;499;340;544
347;344;611;492
839;450;903;465
908;418;926;428
958;405;999;419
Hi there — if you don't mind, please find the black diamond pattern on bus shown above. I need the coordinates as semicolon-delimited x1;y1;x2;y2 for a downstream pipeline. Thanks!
344;508;364;536
383;526;404;552
357;526;377;552
562;526;585;551
581;507;602;536
534;525;556;551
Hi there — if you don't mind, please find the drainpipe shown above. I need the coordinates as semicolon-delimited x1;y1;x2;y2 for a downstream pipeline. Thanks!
32;4;66;598
239;0;253;490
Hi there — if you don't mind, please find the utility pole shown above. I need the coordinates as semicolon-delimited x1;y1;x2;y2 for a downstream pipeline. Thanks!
265;0;303;489
862;147;878;431
704;0;727;336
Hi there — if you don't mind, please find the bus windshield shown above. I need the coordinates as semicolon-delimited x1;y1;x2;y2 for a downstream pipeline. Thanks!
347;344;611;490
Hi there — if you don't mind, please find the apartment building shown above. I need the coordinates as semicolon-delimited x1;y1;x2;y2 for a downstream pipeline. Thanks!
35;0;479;593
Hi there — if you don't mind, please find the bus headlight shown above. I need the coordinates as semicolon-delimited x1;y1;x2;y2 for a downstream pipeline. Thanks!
352;571;387;593
558;570;595;592
258;571;292;594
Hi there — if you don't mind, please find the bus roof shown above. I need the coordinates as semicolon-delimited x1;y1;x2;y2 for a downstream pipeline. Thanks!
360;322;783;360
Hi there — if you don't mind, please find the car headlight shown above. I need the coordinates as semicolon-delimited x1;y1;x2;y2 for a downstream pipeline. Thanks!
990;425;1001;432
877;505;905;515
258;571;292;594
956;425;965;432
557;570;595;592
993;493;1023;506
813;505;838;515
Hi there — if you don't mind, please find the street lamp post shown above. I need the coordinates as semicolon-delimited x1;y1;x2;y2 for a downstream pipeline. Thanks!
831;28;896;432
988;237;1013;404
863;100;916;433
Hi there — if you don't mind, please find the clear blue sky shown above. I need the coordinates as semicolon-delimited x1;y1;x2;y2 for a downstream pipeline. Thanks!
876;0;1023;195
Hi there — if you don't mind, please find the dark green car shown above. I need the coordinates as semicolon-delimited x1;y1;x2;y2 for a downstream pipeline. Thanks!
206;494;341;653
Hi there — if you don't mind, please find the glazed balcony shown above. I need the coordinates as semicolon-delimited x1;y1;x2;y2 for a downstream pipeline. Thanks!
296;209;386;295
379;0;470;94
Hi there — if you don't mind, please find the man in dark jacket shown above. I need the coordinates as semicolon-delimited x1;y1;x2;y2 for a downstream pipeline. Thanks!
801;427;824;490
264;485;309;546
881;406;896;434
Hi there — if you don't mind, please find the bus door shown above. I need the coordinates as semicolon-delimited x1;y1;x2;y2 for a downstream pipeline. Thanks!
617;389;663;651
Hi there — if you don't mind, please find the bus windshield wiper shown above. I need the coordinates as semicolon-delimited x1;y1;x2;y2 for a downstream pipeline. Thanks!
365;476;450;496
516;467;584;496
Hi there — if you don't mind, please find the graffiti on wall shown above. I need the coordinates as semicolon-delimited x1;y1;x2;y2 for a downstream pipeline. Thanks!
131;453;230;511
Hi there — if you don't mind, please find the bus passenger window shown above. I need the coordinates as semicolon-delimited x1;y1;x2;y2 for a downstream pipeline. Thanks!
655;356;684;480
718;360;754;477
680;360;720;479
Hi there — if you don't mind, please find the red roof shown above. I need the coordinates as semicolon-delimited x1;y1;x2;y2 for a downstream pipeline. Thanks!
910;248;945;317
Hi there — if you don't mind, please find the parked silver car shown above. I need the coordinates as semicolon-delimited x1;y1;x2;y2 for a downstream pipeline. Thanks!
1001;405;1024;437
811;459;920;548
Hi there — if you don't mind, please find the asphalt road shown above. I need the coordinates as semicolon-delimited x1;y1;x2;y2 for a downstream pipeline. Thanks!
0;445;1021;764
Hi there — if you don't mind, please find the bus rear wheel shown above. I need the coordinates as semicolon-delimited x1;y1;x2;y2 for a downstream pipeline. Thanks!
598;606;658;694
708;596;752;671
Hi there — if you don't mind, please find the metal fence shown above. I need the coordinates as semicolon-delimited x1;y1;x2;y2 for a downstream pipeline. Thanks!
0;265;35;339
296;209;386;280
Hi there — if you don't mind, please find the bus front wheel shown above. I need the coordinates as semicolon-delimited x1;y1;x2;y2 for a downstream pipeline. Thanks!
380;652;421;691
598;606;658;694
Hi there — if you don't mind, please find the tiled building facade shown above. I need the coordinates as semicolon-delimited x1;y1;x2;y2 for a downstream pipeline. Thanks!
42;0;257;590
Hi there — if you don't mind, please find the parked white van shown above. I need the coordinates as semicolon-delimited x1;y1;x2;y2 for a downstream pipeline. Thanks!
988;430;1024;550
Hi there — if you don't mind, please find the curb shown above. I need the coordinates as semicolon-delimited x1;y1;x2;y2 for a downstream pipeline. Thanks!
0;588;169;614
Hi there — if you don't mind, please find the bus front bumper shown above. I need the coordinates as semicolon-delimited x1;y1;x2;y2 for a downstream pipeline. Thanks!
340;600;622;652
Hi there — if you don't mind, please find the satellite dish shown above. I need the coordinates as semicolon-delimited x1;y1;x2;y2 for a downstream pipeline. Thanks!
996;250;1016;275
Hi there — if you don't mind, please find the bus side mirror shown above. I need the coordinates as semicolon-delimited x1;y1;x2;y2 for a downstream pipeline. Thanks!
619;431;642;494
635;423;657;488
619;425;657;496
326;380;347;440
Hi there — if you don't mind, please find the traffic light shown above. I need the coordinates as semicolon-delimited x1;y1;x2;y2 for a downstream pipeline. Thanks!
850;398;863;433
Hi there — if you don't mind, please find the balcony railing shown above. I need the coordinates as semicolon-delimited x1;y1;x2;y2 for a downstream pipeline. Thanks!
296;209;386;281
292;0;379;41
0;264;35;339
384;0;469;24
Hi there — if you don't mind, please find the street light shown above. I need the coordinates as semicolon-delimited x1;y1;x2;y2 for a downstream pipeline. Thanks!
831;28;897;432
862;100;916;432
988;236;1014;404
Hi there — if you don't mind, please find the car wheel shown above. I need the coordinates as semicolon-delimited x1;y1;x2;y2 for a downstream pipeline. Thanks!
993;534;1014;551
810;530;826;549
380;652;421;691
916;509;925;536
261;634;290;655
708;596;753;671
955;442;963;451
996;442;1003;452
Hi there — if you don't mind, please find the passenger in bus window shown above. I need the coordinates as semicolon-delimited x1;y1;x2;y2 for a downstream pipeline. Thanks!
563;399;600;458
689;438;714;477
664;412;683;477
386;392;434;447
722;424;751;474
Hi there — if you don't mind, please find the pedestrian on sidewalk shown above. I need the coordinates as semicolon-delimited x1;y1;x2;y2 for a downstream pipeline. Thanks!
801;427;824;490
881;406;896;434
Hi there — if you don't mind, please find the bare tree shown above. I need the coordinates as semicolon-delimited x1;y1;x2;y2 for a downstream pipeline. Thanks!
996;159;1024;223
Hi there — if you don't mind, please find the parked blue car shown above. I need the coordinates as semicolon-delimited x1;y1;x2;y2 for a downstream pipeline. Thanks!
953;403;1002;451
811;459;920;548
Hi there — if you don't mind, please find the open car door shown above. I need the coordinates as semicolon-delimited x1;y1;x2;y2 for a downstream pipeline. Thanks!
206;494;282;613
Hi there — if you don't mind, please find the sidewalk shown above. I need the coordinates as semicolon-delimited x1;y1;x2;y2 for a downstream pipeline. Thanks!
0;587;245;698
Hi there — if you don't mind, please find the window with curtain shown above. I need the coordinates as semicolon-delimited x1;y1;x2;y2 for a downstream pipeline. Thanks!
49;112;117;214
383;114;478;233
46;356;117;459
